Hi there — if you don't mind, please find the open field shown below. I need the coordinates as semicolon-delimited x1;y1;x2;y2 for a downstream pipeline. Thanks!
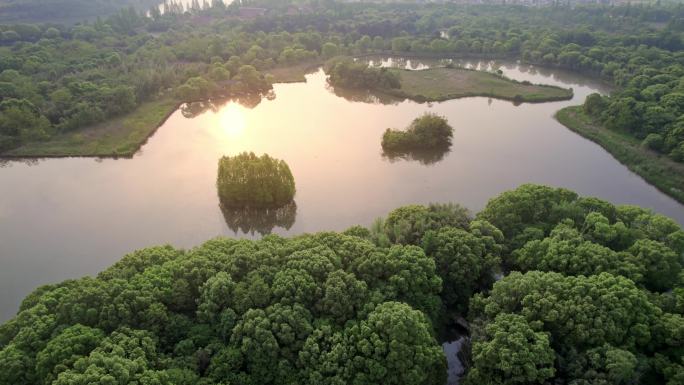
556;106;684;204
387;67;573;103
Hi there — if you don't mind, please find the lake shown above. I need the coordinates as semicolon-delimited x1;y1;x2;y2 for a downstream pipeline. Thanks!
1;59;684;322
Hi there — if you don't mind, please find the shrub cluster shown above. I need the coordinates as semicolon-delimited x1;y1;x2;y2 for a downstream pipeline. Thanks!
217;152;295;209
381;113;453;152
325;59;401;90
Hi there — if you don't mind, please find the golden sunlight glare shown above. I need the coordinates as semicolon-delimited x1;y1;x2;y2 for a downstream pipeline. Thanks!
218;103;247;137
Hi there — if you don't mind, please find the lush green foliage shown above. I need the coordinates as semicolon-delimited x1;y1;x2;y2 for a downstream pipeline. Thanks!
421;222;502;314
466;313;556;384
0;98;52;149
382;113;453;154
477;184;684;292
2;0;684;382
217;152;296;209
1;184;683;385
1;1;683;161
583;86;684;165
467;271;682;385
371;202;470;246
469;184;684;385
325;58;400;90
0;233;450;385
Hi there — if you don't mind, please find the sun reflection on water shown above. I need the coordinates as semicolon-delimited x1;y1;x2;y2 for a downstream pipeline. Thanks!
218;103;247;137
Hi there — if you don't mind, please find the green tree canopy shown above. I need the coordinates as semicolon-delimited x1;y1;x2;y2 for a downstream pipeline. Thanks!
382;113;454;153
217;152;296;209
1;185;683;385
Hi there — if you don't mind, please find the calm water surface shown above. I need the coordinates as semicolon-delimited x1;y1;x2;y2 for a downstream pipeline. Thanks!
1;60;684;321
443;337;467;385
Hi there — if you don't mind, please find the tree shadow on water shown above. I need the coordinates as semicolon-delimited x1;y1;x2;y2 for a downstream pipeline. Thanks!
0;157;43;167
326;84;402;105
219;200;297;236
180;91;275;118
381;146;451;165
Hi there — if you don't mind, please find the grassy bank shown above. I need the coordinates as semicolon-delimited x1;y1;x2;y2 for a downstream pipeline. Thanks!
556;106;684;204
266;61;322;83
387;67;573;103
3;98;180;158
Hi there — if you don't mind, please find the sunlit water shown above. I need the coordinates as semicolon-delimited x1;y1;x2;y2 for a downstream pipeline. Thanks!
1;60;683;325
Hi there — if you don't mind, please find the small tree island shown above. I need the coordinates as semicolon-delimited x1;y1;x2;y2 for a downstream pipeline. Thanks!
325;58;401;91
217;152;296;208
382;113;453;153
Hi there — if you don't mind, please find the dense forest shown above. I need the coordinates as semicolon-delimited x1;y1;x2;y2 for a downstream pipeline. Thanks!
1;1;684;156
0;184;682;385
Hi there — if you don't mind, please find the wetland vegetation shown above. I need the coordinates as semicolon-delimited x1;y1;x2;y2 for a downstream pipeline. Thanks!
1;185;683;385
2;1;684;385
217;152;296;209
386;67;573;103
381;113;453;155
325;59;572;104
557;106;684;204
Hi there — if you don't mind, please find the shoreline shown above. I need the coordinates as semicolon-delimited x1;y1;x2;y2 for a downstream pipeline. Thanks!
356;52;614;90
0;62;326;160
556;106;684;205
0;98;182;159
1;60;571;160
382;66;573;104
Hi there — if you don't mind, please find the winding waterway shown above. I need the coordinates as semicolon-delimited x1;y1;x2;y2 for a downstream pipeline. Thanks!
1;60;683;324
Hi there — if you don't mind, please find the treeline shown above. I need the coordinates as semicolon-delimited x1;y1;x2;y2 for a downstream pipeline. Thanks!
0;184;682;385
325;58;400;90
583;84;684;163
1;2;683;152
466;185;684;384
0;6;323;152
